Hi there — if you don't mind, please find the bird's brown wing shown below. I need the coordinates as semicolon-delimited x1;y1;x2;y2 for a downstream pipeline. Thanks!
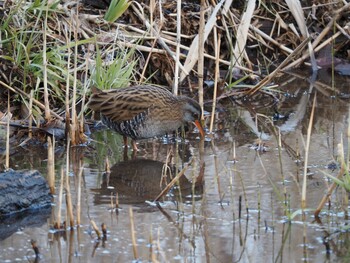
88;85;173;122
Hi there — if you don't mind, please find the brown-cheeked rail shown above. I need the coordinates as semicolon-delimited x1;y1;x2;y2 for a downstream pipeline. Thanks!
88;85;205;150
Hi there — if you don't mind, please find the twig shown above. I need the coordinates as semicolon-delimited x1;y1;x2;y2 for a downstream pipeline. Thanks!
154;159;193;201
248;37;309;95
283;3;350;71
91;220;101;239
314;163;345;218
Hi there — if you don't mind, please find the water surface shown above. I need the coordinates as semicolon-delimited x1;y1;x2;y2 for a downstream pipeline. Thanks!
1;70;350;262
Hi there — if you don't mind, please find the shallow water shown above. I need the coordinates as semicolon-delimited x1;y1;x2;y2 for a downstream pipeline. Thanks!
1;70;350;262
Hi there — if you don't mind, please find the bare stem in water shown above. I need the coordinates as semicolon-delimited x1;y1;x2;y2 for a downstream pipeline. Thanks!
47;136;55;194
301;94;316;209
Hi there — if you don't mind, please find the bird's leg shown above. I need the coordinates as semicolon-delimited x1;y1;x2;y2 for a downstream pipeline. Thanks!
123;136;128;148
132;140;138;151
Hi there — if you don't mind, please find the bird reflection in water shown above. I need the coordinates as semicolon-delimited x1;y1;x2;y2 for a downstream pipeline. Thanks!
92;158;203;206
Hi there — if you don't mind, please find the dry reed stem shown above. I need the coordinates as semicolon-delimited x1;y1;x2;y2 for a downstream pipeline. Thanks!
301;94;316;210
285;0;317;71
70;12;79;145
28;90;33;139
180;0;229;82
314;154;345;218
129;207;138;259
130;2;188;76
284;3;350;71
315;106;350;217
140;38;158;83
119;37;255;73
209;29;221;133
65;22;72;138
197;0;205;115
43;7;51;122
5;93;10;170
47;136;55;194
249;24;293;54
154;159;193;201
248;37;309;95
173;0;181;95
232;0;255;68
90;220;101;239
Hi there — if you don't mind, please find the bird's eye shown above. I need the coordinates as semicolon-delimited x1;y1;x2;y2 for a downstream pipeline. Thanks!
193;113;199;120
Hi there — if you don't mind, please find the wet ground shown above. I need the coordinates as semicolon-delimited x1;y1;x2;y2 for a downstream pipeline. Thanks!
1;69;350;262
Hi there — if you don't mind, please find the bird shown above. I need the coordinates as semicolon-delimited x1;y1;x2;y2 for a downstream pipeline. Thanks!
88;85;205;150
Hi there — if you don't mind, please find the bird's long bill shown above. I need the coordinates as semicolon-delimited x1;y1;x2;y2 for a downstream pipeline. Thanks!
194;120;205;138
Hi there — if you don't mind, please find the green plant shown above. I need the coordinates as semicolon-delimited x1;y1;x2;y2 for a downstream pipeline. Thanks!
90;45;136;90
104;0;130;23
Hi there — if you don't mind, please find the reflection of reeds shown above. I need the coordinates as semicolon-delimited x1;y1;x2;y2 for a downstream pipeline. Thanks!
55;168;64;229
129;207;138;259
30;239;40;258
101;223;107;240
76;165;82;226
65;167;74;228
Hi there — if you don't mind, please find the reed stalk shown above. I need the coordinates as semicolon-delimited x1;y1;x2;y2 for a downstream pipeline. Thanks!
173;0;181;95
5;93;10;170
70;13;79;145
198;0;205;117
154;159;192;201
209;29;221;133
28;90;33;139
91;220;101;239
65;23;72;138
42;5;51;122
301;94;316;210
47;136;55;194
129;207;138;259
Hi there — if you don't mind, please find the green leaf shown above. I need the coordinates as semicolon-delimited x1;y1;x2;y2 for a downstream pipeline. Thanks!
104;0;130;23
